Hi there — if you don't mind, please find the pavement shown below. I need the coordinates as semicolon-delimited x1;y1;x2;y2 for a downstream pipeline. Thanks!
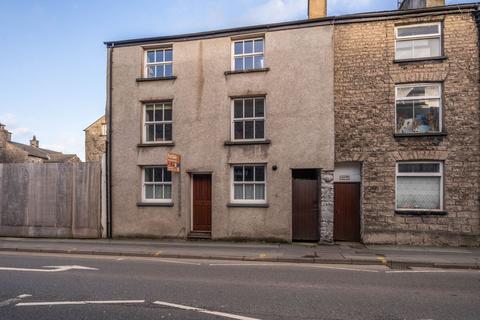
0;237;479;270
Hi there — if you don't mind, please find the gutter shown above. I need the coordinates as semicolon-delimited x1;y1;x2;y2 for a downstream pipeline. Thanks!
104;3;479;47
106;45;113;238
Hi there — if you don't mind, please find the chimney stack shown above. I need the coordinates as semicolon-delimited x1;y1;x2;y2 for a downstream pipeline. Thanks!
30;135;39;148
399;0;445;10
308;0;327;19
0;123;12;151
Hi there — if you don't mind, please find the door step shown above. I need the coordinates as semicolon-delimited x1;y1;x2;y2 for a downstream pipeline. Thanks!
187;231;212;240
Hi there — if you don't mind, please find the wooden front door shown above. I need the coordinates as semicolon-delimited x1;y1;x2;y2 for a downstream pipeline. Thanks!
192;174;212;232
334;183;361;241
292;170;319;242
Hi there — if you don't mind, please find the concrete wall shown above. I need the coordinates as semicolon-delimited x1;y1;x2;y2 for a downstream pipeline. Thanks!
0;163;101;238
334;13;480;246
110;26;335;241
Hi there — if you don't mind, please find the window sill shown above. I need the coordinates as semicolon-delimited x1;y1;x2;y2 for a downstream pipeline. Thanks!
393;56;448;64
395;210;447;216
138;142;175;147
224;140;271;146
227;203;269;208
224;68;270;76
136;76;177;82
394;132;447;138
137;202;174;207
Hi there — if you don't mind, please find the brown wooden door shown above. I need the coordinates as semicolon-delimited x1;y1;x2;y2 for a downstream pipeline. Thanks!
334;183;361;241
192;174;212;232
292;171;319;242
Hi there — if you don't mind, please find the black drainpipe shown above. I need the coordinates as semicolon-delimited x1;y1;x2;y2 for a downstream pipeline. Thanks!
106;45;113;238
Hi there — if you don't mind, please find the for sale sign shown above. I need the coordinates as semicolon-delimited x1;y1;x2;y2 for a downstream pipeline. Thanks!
167;152;181;173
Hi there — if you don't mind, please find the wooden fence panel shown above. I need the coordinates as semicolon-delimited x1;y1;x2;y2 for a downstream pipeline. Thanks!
0;163;101;238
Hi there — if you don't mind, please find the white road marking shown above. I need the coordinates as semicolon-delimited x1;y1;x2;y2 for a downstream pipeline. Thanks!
154;301;261;320
0;265;98;273
0;294;32;307
386;269;479;274
16;300;145;307
154;259;202;266
209;262;382;273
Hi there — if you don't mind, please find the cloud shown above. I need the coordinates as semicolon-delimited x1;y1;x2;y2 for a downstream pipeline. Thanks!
0;112;33;140
240;0;308;25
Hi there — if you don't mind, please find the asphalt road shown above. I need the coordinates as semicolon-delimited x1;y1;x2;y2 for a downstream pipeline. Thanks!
0;252;479;320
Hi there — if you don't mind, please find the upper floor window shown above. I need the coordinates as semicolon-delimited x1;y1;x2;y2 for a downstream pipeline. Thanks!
144;102;173;143
232;97;265;141
232;38;264;71
143;166;172;202
145;48;173;78
232;165;266;203
101;124;107;136
396;162;443;211
395;23;442;60
395;84;442;134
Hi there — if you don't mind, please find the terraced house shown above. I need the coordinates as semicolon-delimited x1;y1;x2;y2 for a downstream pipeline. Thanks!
105;0;480;246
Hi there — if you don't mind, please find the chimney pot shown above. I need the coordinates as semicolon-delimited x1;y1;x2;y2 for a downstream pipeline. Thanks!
308;0;327;19
30;135;39;148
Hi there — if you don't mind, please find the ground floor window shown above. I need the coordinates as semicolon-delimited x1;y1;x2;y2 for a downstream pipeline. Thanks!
396;162;443;211
231;164;266;203
142;166;172;202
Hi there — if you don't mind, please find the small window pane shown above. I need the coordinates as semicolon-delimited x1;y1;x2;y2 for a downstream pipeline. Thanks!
255;99;264;117
398;163;440;173
254;55;264;69
397;86;426;98
414;100;440;133
254;39;263;53
147;51;155;63
154;168;162;182
413;38;440;58
234;184;243;199
255;184;265;200
164;185;172;199
244;99;254;117
397;25;439;37
234;122;244;140
154;185;163;199
244;184;254;200
234;167;243;182
235;57;243;71
244;121;254;139
156;50;164;62
397;176;441;209
234;100;243;118
145;105;154;122
154;106;163;121
164;104;172;121
145;168;154;182
164;123;172;141
146;124;155;141
244;56;254;70
255;166;265;182
147;66;156;78
396;101;414;133
164;49;173;62
244;40;253;54
244;166;254;181
164;63;173;77
145;185;154;199
164;169;172;182
156;65;164;77
396;40;413;60
234;42;243;55
155;124;164;141
255;120;264;139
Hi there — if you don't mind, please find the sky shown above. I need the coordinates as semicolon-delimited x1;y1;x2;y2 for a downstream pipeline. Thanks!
0;0;476;160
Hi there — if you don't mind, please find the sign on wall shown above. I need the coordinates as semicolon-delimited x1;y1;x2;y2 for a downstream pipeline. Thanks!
167;152;181;173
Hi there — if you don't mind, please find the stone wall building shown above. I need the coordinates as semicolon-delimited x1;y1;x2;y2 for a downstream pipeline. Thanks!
334;2;480;245
0;123;80;163
84;116;107;162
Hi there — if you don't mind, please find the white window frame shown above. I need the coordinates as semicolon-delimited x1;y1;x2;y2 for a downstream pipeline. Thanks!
144;48;173;78
143;102;173;144
395;161;444;212
231;97;266;142
231;37;265;71
230;164;267;204
395;83;443;134
142;166;173;203
395;22;442;60
101;124;107;136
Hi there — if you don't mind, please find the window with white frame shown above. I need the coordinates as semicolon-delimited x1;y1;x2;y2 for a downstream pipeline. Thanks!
233;38;264;71
143;166;172;202
396;84;442;134
395;23;442;60
145;48;173;78
144;102;173;143
396;162;443;211
232;165;266;203
101;124;107;136
232;97;265;141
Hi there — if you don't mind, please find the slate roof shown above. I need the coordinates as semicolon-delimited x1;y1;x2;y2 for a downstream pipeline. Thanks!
8;141;79;162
